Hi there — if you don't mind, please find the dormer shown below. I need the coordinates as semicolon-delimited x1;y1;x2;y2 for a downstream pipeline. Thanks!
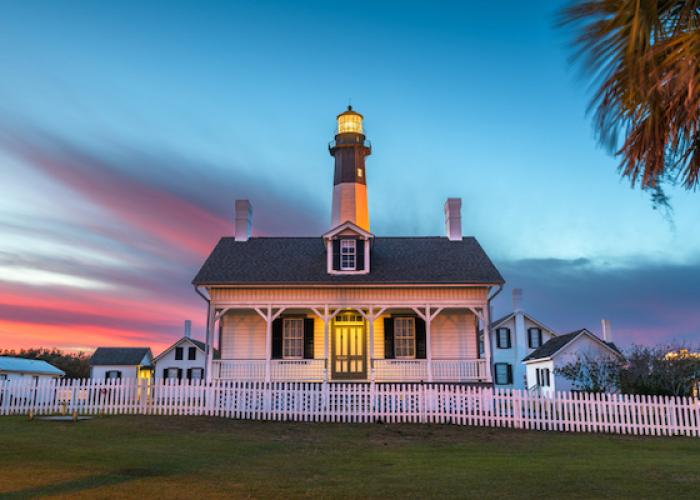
323;221;373;275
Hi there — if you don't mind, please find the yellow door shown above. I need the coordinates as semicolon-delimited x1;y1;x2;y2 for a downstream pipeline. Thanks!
332;315;366;380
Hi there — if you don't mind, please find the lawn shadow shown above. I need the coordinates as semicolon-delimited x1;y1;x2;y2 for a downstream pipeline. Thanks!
3;468;164;498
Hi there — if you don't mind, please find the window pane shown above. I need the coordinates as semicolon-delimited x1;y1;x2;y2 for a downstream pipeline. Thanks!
340;239;356;270
394;317;415;358
283;318;304;359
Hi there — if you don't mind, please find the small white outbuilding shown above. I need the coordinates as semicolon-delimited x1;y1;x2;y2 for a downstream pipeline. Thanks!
0;356;65;383
522;328;624;397
89;347;153;381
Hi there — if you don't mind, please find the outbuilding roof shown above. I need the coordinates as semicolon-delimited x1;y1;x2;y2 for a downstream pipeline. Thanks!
0;356;65;376
523;329;622;362
90;347;152;366
193;237;504;286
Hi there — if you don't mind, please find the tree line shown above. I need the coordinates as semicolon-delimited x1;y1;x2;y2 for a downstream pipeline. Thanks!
1;348;91;379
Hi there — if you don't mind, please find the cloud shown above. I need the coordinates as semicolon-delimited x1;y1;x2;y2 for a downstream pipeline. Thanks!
0;119;325;351
494;256;700;348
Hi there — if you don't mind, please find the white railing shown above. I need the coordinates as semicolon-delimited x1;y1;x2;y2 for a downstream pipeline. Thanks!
374;359;427;381
271;360;325;381
2;379;700;437
214;360;265;380
214;359;325;382
433;359;487;382
374;359;486;382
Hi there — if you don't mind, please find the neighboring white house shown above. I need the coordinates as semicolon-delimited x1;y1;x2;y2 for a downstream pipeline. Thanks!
154;323;210;381
89;347;153;381
0;356;65;383
523;328;624;397
487;289;557;389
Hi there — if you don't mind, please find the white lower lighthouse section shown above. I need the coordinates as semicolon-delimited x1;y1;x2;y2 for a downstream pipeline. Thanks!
331;182;369;231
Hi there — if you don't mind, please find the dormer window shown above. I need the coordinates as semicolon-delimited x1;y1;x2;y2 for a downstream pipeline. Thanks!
340;239;356;270
323;221;372;274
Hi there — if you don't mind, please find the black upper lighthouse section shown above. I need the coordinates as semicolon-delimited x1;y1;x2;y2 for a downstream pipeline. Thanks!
329;106;371;185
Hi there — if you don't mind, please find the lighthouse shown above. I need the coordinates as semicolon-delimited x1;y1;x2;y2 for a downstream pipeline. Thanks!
329;106;372;231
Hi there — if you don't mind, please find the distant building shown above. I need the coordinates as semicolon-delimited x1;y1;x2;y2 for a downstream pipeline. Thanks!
89;347;153;381
153;320;211;381
486;289;558;389
0;356;65;383
523;328;623;396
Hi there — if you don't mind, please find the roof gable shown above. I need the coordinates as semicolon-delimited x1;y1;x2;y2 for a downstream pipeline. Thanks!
90;347;153;366
523;329;623;363
154;337;207;362
323;221;373;240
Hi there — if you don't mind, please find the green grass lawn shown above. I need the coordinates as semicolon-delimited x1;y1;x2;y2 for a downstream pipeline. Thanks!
1;416;699;499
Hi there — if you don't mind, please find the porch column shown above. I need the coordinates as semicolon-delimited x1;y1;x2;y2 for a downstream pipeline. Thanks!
425;304;433;383
264;305;272;382
205;304;216;383
323;305;330;382
368;306;375;382
482;304;493;383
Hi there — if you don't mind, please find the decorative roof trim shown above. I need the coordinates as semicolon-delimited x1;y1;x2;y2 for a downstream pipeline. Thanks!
322;221;374;240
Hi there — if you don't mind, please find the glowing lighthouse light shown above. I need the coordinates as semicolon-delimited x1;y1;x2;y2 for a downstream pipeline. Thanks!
337;106;364;134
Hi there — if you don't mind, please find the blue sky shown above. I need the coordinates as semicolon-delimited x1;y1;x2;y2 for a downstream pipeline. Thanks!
0;0;698;350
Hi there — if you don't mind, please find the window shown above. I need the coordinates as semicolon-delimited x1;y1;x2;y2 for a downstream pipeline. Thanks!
167;368;180;379
188;347;197;360
536;368;551;387
283;318;304;359
394;317;416;359
175;347;183;360
0;374;7;381
494;363;512;385
189;368;204;380
340;239;356;270
496;328;511;349
106;370;121;380
528;328;543;349
357;168;363;178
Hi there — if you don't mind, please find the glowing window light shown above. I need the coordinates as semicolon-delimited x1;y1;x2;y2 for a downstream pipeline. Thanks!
337;109;363;134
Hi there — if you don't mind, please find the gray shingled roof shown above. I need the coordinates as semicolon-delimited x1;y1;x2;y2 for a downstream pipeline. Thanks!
523;329;622;362
90;347;152;366
193;237;503;286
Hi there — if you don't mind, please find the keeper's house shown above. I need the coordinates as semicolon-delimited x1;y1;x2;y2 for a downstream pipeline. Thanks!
193;107;504;384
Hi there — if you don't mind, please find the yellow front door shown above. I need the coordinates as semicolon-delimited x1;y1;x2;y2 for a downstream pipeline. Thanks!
332;314;366;380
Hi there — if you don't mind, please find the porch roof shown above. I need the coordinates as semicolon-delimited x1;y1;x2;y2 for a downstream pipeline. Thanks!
193;237;503;286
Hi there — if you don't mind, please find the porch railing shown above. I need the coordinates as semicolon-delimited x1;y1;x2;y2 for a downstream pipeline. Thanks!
374;359;486;382
215;358;486;382
213;359;325;382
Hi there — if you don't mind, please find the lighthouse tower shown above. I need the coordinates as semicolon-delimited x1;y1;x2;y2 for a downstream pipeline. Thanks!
329;106;372;231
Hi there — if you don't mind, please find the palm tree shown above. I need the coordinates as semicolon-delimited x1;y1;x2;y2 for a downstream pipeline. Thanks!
560;1;699;190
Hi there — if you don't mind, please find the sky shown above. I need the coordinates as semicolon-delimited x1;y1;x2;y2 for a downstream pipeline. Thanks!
0;0;698;354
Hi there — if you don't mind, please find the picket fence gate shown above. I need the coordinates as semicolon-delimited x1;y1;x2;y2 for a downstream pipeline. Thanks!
1;378;699;437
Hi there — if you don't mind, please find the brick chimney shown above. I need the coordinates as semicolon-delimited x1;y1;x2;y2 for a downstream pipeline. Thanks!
234;199;253;242
444;198;462;241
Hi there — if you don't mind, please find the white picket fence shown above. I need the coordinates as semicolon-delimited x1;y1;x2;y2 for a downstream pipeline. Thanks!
1;378;699;437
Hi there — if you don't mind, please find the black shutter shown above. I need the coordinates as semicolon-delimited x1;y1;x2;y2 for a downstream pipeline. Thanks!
383;317;394;359
303;318;314;359
356;239;365;270
332;240;341;270
177;368;182;380
272;318;283;359
415;317;426;359
506;329;512;348
162;368;168;380
507;364;513;384
538;329;543;347
186;368;192;380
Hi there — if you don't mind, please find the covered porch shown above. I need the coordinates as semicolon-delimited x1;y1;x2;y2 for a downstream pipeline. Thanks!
206;302;492;384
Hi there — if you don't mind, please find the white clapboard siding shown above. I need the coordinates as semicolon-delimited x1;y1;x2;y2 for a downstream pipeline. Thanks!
1;379;699;437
